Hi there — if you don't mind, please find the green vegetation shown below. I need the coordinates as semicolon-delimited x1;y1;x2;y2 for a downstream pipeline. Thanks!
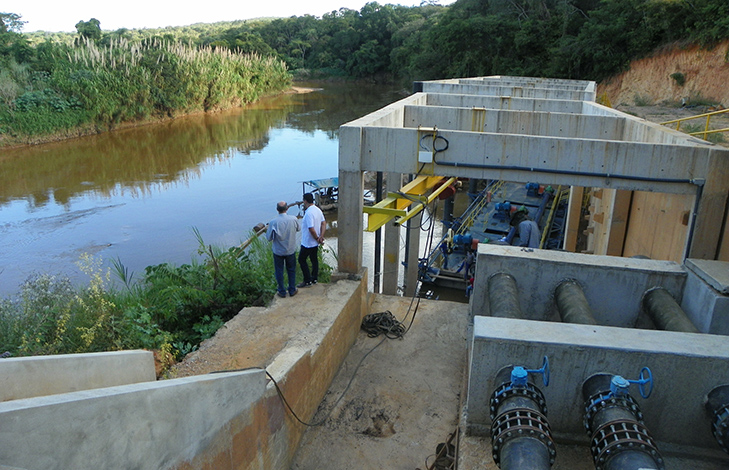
0;232;332;361
670;72;686;87
3;0;729;144
0;13;290;144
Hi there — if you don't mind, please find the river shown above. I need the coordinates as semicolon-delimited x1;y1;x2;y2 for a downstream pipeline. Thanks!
0;82;410;297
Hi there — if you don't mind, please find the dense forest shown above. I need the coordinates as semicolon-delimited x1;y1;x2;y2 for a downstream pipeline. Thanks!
2;0;729;142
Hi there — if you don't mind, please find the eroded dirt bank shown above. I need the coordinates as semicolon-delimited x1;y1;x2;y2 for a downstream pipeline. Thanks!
598;40;729;107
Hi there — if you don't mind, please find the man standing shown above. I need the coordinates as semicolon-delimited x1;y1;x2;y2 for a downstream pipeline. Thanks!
298;192;326;287
266;201;301;298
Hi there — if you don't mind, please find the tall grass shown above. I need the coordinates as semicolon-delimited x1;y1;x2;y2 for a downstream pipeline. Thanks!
0;37;291;139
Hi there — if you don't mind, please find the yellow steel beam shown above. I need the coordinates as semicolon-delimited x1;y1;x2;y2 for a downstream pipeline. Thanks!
363;175;456;231
395;177;457;226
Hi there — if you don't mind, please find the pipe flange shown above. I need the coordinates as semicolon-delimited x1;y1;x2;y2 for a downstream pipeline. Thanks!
490;382;548;420
583;391;643;433
711;404;729;453
491;407;557;467
590;418;664;470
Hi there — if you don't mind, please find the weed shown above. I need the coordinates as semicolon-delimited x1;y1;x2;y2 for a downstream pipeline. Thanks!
670;72;685;87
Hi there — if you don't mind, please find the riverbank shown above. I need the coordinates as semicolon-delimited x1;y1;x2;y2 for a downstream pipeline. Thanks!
0;86;318;150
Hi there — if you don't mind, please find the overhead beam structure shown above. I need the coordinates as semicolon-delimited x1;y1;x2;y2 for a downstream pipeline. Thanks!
337;76;729;279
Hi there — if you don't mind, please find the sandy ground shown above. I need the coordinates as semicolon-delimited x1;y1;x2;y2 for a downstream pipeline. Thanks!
290;295;469;470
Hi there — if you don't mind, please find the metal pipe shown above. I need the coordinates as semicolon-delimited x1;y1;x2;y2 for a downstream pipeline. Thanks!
488;272;523;318
705;384;729;454
490;366;555;469
555;280;597;325
582;374;664;470
642;287;699;333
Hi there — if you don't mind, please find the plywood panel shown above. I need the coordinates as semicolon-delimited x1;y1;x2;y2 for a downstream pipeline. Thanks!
623;191;693;262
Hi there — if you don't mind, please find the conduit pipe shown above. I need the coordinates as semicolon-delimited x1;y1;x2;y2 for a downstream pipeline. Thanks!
705;384;729;454
488;272;523;319
490;358;555;469
642;287;699;333
555;280;597;325
582;372;664;470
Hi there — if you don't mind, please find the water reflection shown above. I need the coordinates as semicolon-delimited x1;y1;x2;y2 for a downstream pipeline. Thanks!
0;82;408;296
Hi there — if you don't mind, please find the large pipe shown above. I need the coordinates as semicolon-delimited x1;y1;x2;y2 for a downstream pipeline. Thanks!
488;272;523;318
582;374;664;470
705;384;729;454
490;366;555;469
642;287;699;333
555;280;597;325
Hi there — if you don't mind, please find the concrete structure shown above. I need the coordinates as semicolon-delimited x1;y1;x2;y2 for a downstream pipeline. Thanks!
0;350;155;402
0;274;371;470
338;76;729;281
337;76;729;466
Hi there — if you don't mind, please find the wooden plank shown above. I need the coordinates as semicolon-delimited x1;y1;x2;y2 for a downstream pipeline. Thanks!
623;191;692;262
606;189;632;256
563;186;584;252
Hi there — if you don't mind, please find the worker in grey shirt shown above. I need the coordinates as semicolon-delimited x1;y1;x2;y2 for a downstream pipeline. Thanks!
266;201;301;298
510;209;541;248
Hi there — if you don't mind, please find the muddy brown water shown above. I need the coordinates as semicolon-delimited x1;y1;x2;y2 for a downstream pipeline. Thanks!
0;82;408;297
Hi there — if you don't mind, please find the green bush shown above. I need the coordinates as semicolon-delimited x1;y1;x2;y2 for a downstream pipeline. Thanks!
670;72;685;86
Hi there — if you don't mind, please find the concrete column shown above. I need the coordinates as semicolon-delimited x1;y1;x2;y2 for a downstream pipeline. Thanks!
383;172;402;295
404;211;422;297
337;169;364;274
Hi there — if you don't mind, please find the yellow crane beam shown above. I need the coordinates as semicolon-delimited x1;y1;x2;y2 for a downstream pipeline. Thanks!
363;175;457;232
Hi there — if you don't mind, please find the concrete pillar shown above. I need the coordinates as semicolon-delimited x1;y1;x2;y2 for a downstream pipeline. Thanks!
383;172;402;295
337;170;364;274
404;211;422;297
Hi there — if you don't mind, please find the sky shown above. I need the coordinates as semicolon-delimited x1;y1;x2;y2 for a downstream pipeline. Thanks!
5;0;452;33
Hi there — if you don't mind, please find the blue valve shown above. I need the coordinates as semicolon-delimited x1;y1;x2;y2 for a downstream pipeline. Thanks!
511;356;550;388
610;367;654;399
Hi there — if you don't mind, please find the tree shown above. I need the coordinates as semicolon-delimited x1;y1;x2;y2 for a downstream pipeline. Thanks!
75;18;102;42
0;12;25;33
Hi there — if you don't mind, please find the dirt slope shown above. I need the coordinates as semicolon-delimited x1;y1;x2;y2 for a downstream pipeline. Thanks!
598;40;729;107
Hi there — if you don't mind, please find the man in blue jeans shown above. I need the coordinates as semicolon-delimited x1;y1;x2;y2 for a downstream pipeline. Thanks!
266;201;301;298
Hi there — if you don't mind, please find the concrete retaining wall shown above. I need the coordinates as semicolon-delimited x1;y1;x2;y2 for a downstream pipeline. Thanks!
682;259;729;335
0;369;266;470
0;350;155;402
466;315;729;456
0;274;371;470
470;244;686;327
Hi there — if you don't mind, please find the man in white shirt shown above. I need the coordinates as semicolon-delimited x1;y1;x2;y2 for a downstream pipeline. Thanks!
266;201;301;298
298;192;326;287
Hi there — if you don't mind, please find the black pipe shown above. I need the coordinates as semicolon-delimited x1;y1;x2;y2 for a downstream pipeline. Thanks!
705;384;729;454
444;195;454;226
642;287;699;333
374;172;383;293
490;367;555;469
555;280;597;325
488;272;523;318
582;374;664;470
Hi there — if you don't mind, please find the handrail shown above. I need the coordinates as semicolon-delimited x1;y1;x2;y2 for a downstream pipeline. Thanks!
661;107;729;140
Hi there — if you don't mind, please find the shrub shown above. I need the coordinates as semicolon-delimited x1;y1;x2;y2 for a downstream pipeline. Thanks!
670;72;685;86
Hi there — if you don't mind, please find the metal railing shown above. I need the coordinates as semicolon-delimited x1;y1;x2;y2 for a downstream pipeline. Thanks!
661;107;729;141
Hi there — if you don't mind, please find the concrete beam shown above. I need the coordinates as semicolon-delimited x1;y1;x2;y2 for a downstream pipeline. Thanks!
0;350;155;402
425;93;585;114
383;172;402;295
467;315;729;453
359;127;714;195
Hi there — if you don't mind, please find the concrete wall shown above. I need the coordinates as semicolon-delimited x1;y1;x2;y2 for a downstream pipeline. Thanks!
0;275;372;470
0;350;155;402
470;244;686;327
174;272;371;470
682;259;729;335
0;369;266;470
466;315;729;458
